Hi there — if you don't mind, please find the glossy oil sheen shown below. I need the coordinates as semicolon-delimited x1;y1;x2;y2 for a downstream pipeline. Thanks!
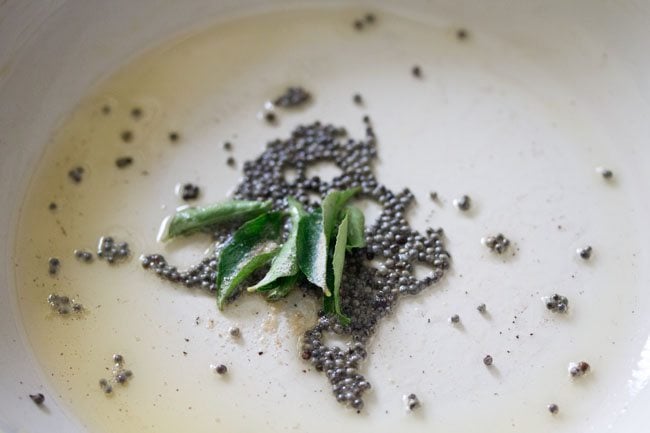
12;6;650;433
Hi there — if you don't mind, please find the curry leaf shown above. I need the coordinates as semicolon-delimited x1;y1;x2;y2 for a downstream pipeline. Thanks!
162;200;271;240
265;274;300;301
324;211;351;325
321;187;360;246
216;212;283;309
297;209;330;296
345;205;365;251
248;198;305;292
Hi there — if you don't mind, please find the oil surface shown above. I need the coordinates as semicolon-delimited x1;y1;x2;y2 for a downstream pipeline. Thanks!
12;6;648;433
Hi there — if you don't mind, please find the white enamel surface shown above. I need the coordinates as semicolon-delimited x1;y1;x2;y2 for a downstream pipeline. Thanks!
1;1;650;432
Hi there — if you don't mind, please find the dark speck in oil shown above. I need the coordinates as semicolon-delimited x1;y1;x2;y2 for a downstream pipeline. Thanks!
115;156;134;169
456;28;469;40
120;130;134;143
168;131;180;143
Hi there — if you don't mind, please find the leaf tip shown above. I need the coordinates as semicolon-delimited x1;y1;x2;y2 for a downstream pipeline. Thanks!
338;314;351;326
216;293;227;310
156;215;173;242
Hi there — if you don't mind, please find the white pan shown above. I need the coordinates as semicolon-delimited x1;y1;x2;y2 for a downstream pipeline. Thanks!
1;1;649;432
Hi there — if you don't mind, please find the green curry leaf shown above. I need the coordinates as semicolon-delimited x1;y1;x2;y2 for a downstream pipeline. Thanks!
297;209;330;296
345;205;366;251
265;274;300;301
216;211;282;309
321;187;360;247
163;200;271;240
323;211;351;325
248;198;305;293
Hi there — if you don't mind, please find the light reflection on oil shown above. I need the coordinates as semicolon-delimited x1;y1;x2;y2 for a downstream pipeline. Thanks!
628;335;650;397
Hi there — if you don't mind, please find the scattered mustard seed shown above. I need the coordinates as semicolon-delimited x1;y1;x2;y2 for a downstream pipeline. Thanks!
405;393;420;411
120;130;133;143
577;246;592;260
568;361;590;378
48;257;60;275
453;195;471;211
130;107;143;120
596;166;613;179
482;233;510;254
29;393;45;405
115;156;134;168
180;183;200;201
168;131;180;143
67;166;84;184
543;294;569;313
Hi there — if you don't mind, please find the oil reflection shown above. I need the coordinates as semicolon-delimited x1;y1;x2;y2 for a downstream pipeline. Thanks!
628;335;650;397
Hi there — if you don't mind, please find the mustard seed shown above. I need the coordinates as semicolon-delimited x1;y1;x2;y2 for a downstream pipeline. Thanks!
29;393;45;405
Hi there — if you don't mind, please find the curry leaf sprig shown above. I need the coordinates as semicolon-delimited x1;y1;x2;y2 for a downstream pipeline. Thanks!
160;188;365;324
